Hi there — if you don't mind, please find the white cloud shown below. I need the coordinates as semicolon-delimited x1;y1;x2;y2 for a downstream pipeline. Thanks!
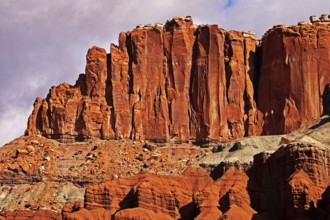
0;105;32;146
0;0;330;145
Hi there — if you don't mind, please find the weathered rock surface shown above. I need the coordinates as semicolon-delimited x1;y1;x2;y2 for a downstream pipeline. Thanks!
259;24;330;135
248;142;330;219
64;167;259;220
0;210;62;220
199;114;330;165
25;16;264;143
0;135;212;217
78;168;212;219
194;167;256;220
26;17;330;143
62;141;330;220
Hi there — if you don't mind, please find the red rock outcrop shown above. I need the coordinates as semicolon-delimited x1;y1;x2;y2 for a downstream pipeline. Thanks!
0;210;62;220
26;46;114;142
25;16;330;142
26;16;262;143
64;167;213;219
258;23;330;134
248;143;330;219
112;207;173;220
194;167;256;220
65;167;261;220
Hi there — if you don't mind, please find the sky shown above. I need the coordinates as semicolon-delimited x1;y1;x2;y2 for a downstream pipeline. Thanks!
1;0;330;146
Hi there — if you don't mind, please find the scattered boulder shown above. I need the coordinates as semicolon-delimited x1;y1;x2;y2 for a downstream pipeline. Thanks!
143;141;157;151
44;156;51;162
26;145;35;153
16;149;29;157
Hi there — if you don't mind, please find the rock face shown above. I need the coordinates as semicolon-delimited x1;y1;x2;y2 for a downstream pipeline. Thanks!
0;210;62;220
259;24;330;134
64;167;213;220
248;143;330;219
63;167;260;220
194;167;256;220
26;47;114;142
26;17;330;143
25;16;263;143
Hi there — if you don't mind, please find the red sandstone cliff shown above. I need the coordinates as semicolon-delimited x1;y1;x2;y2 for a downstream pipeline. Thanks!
259;23;330;134
25;16;264;143
25;16;330;143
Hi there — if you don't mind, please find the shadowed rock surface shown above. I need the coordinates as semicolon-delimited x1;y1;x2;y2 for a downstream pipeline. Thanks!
323;84;330;115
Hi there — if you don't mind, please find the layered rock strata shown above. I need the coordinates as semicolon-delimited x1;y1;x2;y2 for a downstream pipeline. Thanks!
64;167;214;219
248;143;330;219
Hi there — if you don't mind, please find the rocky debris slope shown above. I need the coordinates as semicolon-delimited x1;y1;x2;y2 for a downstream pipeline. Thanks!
25;16;330;143
0;210;61;220
0;135;210;215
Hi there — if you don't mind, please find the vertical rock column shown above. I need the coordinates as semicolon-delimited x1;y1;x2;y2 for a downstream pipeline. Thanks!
224;31;247;139
243;34;262;136
190;25;228;141
25;97;44;135
258;27;288;134
84;46;114;138
163;17;196;142
129;26;169;140
111;33;132;139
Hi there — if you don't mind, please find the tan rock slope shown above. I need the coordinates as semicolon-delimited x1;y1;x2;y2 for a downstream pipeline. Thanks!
25;16;330;143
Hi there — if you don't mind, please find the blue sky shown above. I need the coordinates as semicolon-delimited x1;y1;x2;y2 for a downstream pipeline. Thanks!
0;0;330;146
224;0;237;9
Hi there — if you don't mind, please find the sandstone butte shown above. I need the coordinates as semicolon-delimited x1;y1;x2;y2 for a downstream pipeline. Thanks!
0;15;330;220
25;16;330;143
